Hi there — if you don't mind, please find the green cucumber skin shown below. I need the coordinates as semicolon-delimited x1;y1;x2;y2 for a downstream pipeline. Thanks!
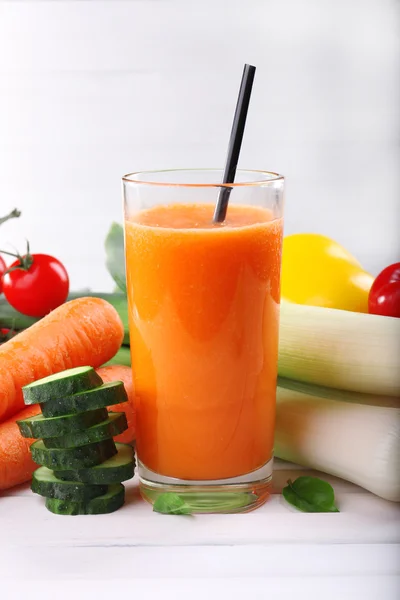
23;367;103;405
31;468;107;501
41;382;128;418
31;439;117;470
43;413;128;449
45;484;125;515
54;459;135;485
54;443;135;484
17;408;108;439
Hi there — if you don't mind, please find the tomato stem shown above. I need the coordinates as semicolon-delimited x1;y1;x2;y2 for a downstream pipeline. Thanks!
1;241;34;274
0;209;21;227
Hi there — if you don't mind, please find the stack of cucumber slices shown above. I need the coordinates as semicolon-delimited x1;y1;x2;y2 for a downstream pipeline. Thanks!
17;366;135;516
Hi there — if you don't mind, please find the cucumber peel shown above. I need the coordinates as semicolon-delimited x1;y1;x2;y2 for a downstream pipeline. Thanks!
32;467;107;501
23;367;103;405
17;408;109;439
45;483;125;515
54;443;135;484
31;438;117;470
41;381;128;418
43;412;128;449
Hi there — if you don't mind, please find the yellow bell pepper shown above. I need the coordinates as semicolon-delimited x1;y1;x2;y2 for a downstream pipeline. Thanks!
281;233;374;313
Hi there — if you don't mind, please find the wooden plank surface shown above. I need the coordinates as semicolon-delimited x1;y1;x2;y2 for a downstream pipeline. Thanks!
2;473;400;549
1;462;399;550
1;462;399;598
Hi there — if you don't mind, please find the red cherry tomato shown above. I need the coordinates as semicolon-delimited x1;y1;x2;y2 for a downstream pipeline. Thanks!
3;253;69;317
0;255;6;294
0;327;16;343
368;262;400;318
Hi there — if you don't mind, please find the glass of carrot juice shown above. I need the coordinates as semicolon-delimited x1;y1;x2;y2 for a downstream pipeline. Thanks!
122;169;284;513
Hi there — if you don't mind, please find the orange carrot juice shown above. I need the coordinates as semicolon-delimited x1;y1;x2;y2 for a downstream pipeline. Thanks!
125;203;283;481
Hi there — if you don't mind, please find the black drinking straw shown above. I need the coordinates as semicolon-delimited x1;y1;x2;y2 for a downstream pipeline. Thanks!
213;63;256;223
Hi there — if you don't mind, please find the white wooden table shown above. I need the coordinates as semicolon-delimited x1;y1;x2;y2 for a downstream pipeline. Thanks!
1;460;399;600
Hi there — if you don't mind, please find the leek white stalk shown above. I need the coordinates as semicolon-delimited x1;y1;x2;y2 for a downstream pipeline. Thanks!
275;378;400;501
278;301;400;396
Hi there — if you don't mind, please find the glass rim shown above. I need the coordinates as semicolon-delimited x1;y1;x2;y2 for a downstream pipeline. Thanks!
122;168;284;188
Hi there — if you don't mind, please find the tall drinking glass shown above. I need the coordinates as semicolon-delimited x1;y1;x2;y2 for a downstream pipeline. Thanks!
123;169;284;513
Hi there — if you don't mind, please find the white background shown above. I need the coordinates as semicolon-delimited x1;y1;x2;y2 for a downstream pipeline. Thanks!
0;0;399;291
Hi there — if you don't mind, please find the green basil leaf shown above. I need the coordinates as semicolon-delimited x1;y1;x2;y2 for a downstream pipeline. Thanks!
283;476;339;513
105;222;126;293
153;493;192;515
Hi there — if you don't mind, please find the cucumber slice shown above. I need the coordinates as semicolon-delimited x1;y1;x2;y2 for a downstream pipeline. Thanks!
41;381;127;418
31;438;117;470
55;443;135;484
43;412;128;449
45;484;125;515
32;467;107;501
23;367;103;405
17;408;108;439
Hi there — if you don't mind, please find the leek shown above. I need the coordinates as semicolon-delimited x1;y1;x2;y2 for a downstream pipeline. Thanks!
275;377;400;501
278;301;400;397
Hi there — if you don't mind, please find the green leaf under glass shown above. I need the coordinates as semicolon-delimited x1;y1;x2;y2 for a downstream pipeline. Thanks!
153;493;192;515
105;222;126;293
283;476;339;513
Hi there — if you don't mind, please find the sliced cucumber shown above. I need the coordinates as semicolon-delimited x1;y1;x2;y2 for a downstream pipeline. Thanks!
31;439;117;470
17;408;108;439
45;484;125;515
22;367;103;405
32;467;107;501
41;381;127;418
43;413;128;449
55;443;135;484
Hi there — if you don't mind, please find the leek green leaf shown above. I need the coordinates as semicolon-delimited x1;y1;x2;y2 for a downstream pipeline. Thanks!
105;222;126;293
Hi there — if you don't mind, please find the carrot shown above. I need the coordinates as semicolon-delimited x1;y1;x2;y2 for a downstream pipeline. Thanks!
0;297;124;423
96;365;136;444
0;404;40;490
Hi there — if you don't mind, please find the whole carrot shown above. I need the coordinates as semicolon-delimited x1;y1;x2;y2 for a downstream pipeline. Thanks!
96;364;136;444
0;297;124;423
0;405;40;491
